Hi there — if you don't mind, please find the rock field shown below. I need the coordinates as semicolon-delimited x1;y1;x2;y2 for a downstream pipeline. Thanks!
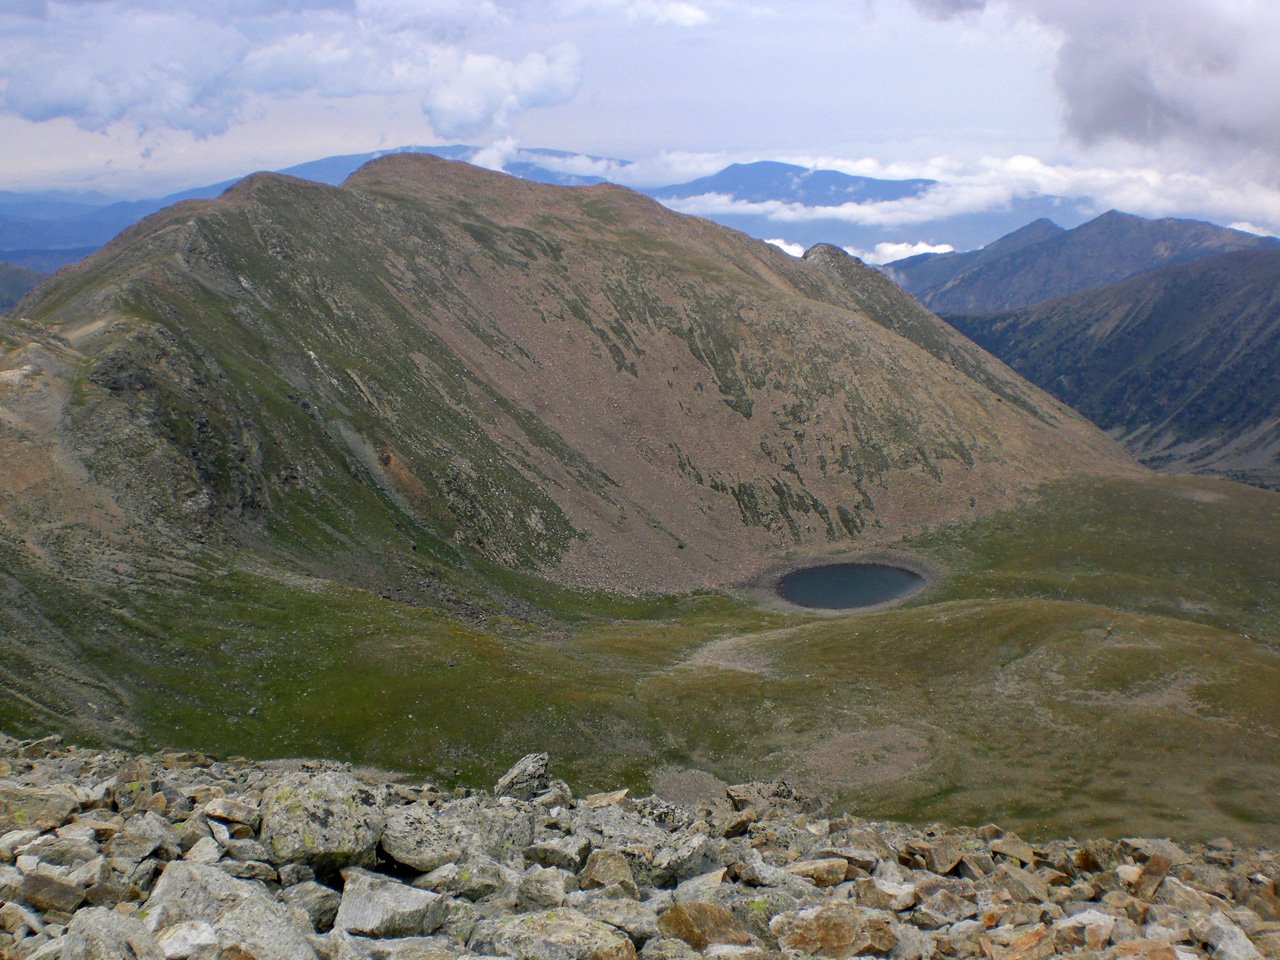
0;734;1276;960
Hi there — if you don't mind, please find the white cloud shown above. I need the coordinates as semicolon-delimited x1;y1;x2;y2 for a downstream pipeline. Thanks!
1229;221;1276;238
471;136;522;171
764;237;805;257
0;1;580;139
628;1;711;27
846;241;955;265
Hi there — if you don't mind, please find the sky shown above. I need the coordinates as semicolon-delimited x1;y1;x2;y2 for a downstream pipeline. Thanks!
3;0;1280;240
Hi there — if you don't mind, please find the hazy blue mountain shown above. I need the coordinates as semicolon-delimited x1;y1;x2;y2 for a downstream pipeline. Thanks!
0;247;98;273
892;210;1279;313
647;160;934;204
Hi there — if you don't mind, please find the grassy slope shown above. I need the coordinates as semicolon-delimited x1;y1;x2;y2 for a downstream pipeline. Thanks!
4;472;1274;844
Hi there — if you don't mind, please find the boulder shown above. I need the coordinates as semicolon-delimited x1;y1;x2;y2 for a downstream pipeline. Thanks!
494;753;551;801
143;860;318;960
155;920;220;960
0;782;78;833
525;834;592;872
334;869;448;938
770;903;897;957
258;771;384;871
62;906;163;960
657;902;752;950
281;879;342;932
380;802;460;873
783;858;849;887
477;907;638;959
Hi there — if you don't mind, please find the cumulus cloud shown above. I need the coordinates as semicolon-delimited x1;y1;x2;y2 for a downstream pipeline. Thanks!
628;1;711;27
764;237;806;257
907;0;1280;173
0;1;579;138
909;0;985;21
846;241;955;264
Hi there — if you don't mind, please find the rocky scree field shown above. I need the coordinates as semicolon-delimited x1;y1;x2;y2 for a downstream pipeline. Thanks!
0;737;1278;960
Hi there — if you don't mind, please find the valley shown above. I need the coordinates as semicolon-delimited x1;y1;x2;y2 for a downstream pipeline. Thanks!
1;156;1276;846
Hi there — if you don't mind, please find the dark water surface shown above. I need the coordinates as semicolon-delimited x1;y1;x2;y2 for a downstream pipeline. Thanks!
776;562;925;609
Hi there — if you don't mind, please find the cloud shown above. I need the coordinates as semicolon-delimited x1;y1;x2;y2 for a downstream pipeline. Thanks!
908;0;985;21
1229;221;1276;238
653;152;1280;237
906;0;1280;173
0;1;580;138
845;241;955;264
764;237;805;257
628;1;711;26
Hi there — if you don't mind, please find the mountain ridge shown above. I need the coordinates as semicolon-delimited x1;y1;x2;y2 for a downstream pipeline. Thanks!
945;247;1280;488
891;210;1278;313
5;154;1133;599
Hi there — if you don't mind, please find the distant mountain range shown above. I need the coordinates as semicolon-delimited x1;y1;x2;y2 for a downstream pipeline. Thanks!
947;248;1280;488
0;144;1100;271
889;210;1279;313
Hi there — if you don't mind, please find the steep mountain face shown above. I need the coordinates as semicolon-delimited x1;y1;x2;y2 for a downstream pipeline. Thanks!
0;261;42;310
892;210;1278;314
1;154;1132;602
948;249;1280;488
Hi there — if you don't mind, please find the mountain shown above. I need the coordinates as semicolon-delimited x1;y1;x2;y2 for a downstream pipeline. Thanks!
0;261;42;311
0;145;604;262
3;154;1126;600
947;248;1280;488
0;147;1100;268
891;210;1279;314
1;153;1129;725
5;157;1280;841
650;160;934;204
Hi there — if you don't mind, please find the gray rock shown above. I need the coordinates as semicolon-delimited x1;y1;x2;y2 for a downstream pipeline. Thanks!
144;860;318;960
19;870;87;913
62;907;163;960
203;797;261;830
493;753;550;801
334;868;449;938
638;938;698;959
329;930;464;959
673;868;727;903
0;783;79;834
525;834;592;872
259;771;385;871
0;828;42;863
282;879;342;932
475;907;637;959
1194;911;1262;960
582;849;636;892
516;864;574;910
183;836;222;866
381;802;461;873
435;797;535;865
154;920;220;959
414;856;513;902
578;895;662;945
109;812;177;865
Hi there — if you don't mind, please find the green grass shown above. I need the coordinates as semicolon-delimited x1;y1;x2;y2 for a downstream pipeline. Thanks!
3;470;1277;844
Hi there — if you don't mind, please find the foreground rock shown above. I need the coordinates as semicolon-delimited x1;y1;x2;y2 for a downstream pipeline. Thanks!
0;735;1277;960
